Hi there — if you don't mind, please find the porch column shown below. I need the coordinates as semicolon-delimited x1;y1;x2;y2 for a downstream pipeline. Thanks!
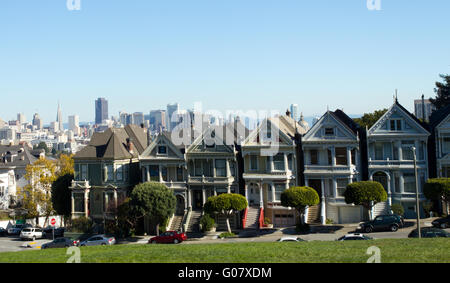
397;142;403;161
244;183;248;204
227;185;231;194
202;187;206;205
85;190;90;217
399;172;405;194
188;186;192;209
270;156;274;172
387;174;392;208
214;188;217;196
284;153;288;171
226;159;231;177
271;183;276;203
146;166;150;182
332;178;337;198
331;147;336;166
71;191;75;216
320;179;326;225
259;183;264;208
159;165;163;183
347;147;352;167
114;190;118;209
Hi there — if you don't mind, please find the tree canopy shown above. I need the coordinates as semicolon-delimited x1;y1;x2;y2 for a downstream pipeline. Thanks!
204;193;247;233
344;181;387;219
280;186;320;224
424;178;450;215
430;74;450;110
353;109;388;129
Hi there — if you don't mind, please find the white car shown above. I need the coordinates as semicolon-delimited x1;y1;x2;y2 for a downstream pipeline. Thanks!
277;236;306;242
20;227;45;241
336;233;373;241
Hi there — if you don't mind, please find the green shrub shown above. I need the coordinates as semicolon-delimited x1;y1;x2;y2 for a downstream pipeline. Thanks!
422;201;434;217
390;203;404;216
219;232;236;239
326;218;334;225
264;217;271;225
70;216;93;233
200;214;216;232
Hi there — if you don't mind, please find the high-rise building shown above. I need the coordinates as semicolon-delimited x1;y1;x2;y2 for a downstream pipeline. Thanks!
132;112;145;127
149;110;166;132
32;113;43;130
95;98;109;124
167;103;180;131
68;115;80;136
17;113;26;125
414;95;435;123
290;104;299;121
57;102;63;132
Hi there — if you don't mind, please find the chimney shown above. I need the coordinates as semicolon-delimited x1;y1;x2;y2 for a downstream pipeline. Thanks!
126;138;134;154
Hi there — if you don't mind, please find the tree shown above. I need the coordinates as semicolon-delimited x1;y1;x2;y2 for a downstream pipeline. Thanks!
430;74;450;110
51;173;73;225
353;109;388;129
280;187;320;225
344;181;387;220
35;142;49;154
203;193;247;233
424;178;450;215
129;182;176;235
57;154;74;176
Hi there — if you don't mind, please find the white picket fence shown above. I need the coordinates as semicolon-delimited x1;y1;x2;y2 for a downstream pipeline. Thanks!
0;215;64;229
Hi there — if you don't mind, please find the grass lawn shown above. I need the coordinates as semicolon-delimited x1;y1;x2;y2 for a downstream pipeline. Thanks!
0;239;448;263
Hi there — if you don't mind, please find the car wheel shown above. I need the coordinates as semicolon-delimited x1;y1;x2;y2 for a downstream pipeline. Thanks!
174;239;179;244
364;226;373;233
441;223;448;229
390;225;398;232
32;236;36;241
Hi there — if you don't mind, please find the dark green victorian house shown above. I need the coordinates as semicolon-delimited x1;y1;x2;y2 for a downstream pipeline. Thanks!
70;125;148;227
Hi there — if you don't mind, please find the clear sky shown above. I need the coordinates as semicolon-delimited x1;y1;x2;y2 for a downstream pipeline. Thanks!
1;0;450;124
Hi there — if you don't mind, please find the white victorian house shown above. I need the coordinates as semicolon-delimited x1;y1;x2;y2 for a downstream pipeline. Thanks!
368;100;430;219
303;110;364;224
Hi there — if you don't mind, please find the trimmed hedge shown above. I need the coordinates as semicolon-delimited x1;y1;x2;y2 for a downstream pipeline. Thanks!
424;178;450;203
344;181;387;209
280;186;320;212
390;203;404;216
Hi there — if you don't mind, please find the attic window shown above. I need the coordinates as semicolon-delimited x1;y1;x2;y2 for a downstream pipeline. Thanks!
390;119;402;131
325;128;334;136
158;146;167;154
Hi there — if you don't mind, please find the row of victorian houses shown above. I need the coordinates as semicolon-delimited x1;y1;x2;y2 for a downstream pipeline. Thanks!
69;99;450;234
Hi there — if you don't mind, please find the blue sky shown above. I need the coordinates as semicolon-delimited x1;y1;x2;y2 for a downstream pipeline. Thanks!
1;0;450;123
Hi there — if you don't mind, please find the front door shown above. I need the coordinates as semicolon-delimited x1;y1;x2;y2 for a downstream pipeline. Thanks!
193;190;203;209
308;179;322;198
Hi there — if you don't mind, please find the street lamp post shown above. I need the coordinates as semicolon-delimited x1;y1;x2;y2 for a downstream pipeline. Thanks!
412;147;421;239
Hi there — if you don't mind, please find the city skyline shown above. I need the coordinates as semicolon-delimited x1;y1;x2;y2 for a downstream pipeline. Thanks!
1;1;450;123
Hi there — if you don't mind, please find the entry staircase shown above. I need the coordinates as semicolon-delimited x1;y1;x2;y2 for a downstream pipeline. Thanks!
244;206;260;229
186;210;203;233
169;215;184;232
307;205;321;224
373;201;390;218
216;215;237;231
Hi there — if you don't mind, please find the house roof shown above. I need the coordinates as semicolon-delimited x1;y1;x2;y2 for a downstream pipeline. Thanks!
429;104;450;129
0;144;37;168
74;125;148;160
333;109;360;135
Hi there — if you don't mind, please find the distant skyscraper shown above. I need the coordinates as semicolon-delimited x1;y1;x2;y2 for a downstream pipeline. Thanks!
68;115;80;135
290;104;299;121
414;95;435;123
32;113;43;130
17;113;26;125
95;98;109;124
132;112;145;127
167;103;180;131
57;103;63;132
149;110;166;132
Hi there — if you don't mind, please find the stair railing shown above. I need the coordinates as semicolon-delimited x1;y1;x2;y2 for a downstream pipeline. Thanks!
258;207;264;229
182;207;192;233
242;207;248;229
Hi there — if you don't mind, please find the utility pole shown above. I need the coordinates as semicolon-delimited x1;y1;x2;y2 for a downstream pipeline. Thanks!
412;147;421;238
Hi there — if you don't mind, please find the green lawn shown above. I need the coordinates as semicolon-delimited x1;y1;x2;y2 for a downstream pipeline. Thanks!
0;239;449;263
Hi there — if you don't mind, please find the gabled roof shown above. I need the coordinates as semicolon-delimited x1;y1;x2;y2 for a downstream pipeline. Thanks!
0;144;37;168
74;125;148;160
368;100;430;136
429;104;450;129
186;126;235;154
303;110;358;142
140;132;185;160
243;115;299;147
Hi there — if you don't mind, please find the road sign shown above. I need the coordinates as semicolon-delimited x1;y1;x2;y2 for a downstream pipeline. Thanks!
50;218;56;226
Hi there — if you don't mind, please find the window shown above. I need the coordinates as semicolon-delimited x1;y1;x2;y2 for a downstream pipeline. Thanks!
325;128;334;136
274;184;285;201
106;164;114;181
288;154;293;171
390;119;402;131
443;137;450;154
336;179;349;197
250;155;258;171
158;146;167;154
273;154;285;171
404;173;416;193
161;166;168;181
194;160;203;176
215;159;226;177
230;161;236;176
402;141;415;160
351;149;356;165
310;150;318;165
116;164;123;181
327;149;332;165
177;167;184;181
375;143;383;160
335;148;347;165
74;193;85;213
81;164;88;180
149;165;159;181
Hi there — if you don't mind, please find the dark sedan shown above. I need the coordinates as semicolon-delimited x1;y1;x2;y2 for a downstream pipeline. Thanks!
408;227;450;238
0;227;7;237
41;237;79;249
432;216;450;229
43;227;65;239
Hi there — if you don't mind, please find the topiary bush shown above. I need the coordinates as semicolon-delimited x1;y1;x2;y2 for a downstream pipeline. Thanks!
70;216;93;233
344;181;387;219
424;178;450;215
200;214;216;233
281;186;320;225
390;203;404;216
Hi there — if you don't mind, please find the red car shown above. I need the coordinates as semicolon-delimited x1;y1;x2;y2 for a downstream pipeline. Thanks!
148;231;187;244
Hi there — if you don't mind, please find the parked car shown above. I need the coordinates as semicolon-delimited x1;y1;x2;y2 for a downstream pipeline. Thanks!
149;231;187;244
431;216;450;229
79;235;116;246
20;227;45;241
360;215;404;233
7;223;32;235
277;237;306;242
43;226;65;239
0;227;7;237
41;237;79;249
408;227;450;238
337;233;373;241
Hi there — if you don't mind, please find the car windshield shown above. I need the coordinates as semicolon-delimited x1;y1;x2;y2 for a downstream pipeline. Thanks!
22;228;31;232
